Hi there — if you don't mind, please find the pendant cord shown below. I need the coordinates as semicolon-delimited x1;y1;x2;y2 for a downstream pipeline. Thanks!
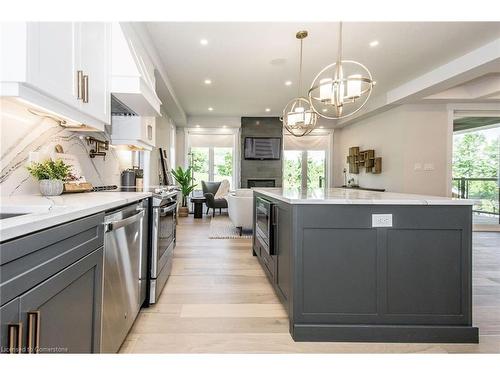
337;21;343;64
298;38;303;97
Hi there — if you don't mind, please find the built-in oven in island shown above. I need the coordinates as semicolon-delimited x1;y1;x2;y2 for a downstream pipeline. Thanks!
149;191;177;304
255;196;275;256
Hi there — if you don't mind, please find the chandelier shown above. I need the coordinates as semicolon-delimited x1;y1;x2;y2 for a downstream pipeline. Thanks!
309;22;375;120
281;30;317;137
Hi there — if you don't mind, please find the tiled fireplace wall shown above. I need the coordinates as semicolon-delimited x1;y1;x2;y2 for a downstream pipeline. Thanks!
240;117;283;188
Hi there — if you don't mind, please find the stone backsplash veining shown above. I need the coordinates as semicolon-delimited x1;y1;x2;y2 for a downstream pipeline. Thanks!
1;99;131;196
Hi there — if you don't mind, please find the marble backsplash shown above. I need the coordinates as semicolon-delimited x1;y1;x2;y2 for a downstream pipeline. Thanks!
1;98;132;196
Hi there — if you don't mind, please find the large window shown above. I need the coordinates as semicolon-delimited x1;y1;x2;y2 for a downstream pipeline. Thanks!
188;133;235;190
283;133;331;190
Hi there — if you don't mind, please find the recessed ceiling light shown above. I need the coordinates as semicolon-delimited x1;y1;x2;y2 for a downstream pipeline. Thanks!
204;79;212;85
285;80;292;86
265;108;271;112
195;124;200;128
222;125;227;128
369;40;379;47
319;126;324;129
208;107;213;111
322;108;327;112
200;39;208;45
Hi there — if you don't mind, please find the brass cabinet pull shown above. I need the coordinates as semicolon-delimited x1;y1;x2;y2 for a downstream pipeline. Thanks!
77;70;84;100
7;322;22;354
27;311;40;354
82;75;89;103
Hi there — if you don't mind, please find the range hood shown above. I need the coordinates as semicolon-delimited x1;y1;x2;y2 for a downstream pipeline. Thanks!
111;23;162;117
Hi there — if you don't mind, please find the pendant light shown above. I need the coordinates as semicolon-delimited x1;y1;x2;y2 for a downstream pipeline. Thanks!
281;30;317;137
308;22;376;119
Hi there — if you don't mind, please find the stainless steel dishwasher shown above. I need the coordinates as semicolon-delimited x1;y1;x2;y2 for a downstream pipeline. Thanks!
101;201;145;353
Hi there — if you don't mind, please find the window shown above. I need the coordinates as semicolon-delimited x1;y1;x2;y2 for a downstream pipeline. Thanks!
188;133;235;190
283;133;331;190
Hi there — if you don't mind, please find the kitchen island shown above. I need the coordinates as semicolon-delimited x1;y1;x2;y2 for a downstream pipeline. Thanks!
252;188;478;343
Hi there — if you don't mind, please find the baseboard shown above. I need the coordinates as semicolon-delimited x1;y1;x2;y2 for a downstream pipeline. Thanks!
292;324;479;343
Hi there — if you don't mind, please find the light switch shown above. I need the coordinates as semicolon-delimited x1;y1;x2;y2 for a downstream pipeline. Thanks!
414;163;422;171
423;163;435;171
372;214;393;227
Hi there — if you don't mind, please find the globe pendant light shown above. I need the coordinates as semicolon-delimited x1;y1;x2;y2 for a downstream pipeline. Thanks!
308;22;376;119
281;30;317;137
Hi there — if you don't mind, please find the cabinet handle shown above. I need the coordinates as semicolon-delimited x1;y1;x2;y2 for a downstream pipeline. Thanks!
27;311;40;354
83;75;89;103
7;322;22;354
77;70;84;100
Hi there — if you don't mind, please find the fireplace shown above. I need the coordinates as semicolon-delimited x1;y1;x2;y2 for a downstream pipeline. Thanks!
247;179;276;188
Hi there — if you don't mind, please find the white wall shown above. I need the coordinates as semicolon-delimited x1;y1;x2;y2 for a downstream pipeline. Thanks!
147;109;175;186
333;103;450;196
187;116;241;128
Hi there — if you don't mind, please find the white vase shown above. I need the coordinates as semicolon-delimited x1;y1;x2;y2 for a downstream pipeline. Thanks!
39;179;64;196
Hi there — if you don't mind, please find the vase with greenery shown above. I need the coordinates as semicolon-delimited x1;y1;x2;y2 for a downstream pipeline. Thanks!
171;166;196;217
27;159;71;196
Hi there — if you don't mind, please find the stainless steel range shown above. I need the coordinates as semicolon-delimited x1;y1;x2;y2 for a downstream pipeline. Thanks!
149;187;178;304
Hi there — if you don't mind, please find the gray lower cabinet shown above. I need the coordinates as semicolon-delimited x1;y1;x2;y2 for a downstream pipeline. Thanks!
18;248;103;353
0;213;104;354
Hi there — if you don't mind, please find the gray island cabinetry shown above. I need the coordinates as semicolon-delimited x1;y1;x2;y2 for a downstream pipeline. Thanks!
253;188;478;343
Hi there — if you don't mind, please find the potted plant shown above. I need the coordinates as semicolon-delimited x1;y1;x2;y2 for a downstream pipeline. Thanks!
27;159;71;196
171;166;196;217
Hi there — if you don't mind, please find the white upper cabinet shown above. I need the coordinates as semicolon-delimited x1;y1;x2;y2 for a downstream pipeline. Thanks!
77;22;111;124
0;22;111;131
27;23;78;108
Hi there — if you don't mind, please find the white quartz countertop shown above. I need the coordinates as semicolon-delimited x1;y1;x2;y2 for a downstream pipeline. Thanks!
0;191;152;242
252;188;473;205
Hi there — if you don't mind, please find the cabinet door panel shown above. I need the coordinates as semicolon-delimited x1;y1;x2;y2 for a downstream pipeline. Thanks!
78;22;110;123
27;22;77;106
301;228;378;320
19;248;103;354
0;299;21;354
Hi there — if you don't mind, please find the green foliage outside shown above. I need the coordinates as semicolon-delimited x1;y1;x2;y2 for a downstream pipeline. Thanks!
190;147;233;189
453;132;499;214
216;152;233;178
283;151;325;189
283;152;302;189
27;159;71;181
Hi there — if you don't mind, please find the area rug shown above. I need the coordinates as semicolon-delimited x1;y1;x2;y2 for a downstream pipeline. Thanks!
209;215;253;239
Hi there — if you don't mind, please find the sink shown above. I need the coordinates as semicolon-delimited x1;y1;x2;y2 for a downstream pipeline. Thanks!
0;212;30;220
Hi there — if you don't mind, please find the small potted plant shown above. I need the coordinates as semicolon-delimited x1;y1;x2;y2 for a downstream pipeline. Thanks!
171;166;196;217
27;159;71;196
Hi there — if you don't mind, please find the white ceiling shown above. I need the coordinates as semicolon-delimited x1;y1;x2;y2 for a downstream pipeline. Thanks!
145;22;500;119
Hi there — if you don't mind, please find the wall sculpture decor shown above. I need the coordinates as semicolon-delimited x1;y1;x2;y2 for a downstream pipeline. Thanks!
346;146;382;174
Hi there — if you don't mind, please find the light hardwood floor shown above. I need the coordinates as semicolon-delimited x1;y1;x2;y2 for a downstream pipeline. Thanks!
120;215;500;353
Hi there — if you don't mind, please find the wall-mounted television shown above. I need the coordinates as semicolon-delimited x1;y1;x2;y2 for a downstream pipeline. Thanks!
244;137;281;160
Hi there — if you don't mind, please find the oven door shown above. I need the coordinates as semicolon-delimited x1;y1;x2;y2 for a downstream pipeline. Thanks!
255;197;273;255
151;202;176;279
256;197;270;235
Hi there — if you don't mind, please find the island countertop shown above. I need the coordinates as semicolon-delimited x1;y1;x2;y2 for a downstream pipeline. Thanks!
253;187;473;205
0;191;152;242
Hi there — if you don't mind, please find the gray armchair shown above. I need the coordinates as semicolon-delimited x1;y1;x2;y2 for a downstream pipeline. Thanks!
201;181;228;217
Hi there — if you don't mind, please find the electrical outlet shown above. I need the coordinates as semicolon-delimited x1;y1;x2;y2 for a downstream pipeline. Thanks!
372;214;393;227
